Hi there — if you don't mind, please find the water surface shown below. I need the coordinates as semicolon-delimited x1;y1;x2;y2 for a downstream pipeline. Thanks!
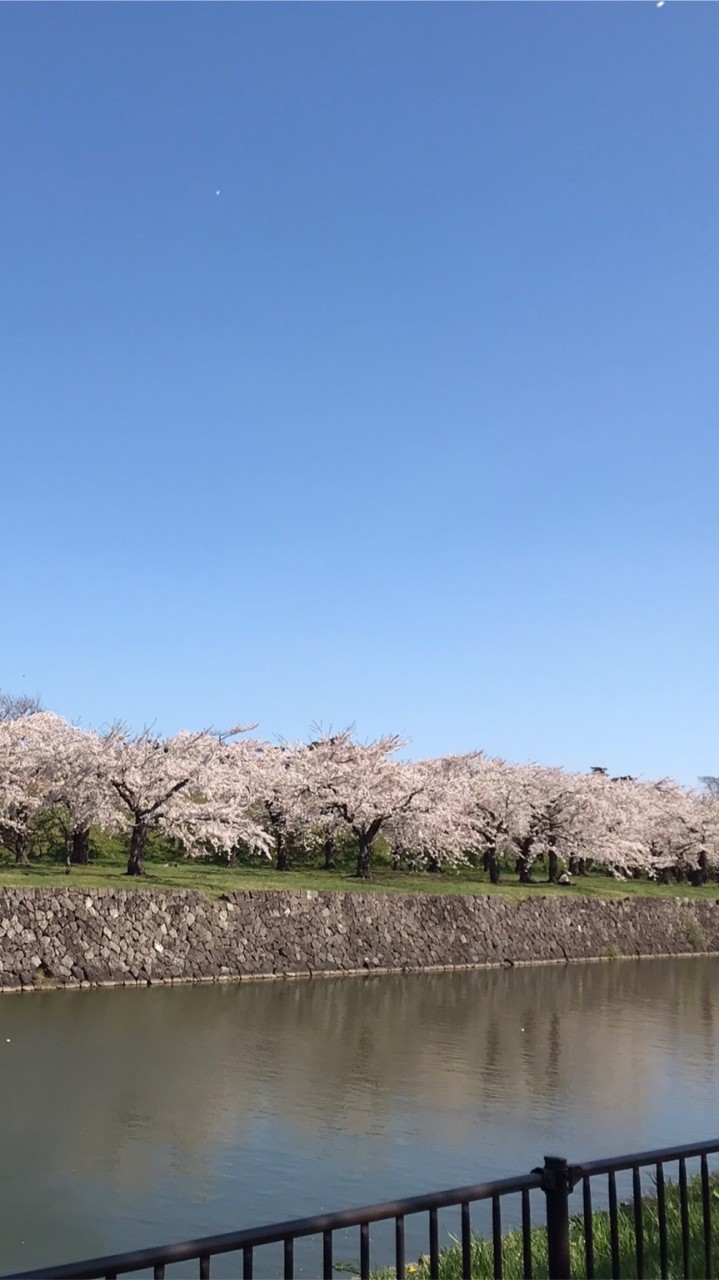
0;958;717;1274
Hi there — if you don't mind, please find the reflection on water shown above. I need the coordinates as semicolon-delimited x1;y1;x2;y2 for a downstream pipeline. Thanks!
0;958;717;1273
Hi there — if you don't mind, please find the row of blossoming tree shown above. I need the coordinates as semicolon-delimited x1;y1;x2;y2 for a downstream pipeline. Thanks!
0;701;717;883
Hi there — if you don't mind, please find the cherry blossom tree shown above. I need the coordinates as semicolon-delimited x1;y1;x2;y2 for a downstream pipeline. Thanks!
693;791;719;883
99;725;269;876
389;755;471;871
523;766;593;883
569;772;651;878
502;764;549;883
635;780;717;883
0;713;54;864
243;741;314;871
444;754;534;883
301;730;426;878
16;713;114;865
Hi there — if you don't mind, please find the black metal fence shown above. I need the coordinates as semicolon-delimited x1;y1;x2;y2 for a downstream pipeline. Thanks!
5;1138;718;1280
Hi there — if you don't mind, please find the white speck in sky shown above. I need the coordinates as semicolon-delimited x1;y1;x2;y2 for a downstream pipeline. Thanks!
656;2;665;7
215;190;221;195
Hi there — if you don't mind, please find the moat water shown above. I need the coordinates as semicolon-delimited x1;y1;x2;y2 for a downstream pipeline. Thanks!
1;957;718;1275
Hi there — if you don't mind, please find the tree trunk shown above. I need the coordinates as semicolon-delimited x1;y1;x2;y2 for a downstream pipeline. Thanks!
126;819;149;876
14;837;30;866
485;846;501;884
276;828;289;871
2;820;30;865
355;834;372;879
568;855;587;876
547;842;559;884
691;850;709;887
323;835;336;871
515;836;534;884
71;825;91;865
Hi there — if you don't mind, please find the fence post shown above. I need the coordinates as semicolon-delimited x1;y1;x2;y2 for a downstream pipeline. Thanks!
542;1155;573;1280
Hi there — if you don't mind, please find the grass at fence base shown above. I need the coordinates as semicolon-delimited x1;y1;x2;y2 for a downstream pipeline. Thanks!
362;1173;719;1279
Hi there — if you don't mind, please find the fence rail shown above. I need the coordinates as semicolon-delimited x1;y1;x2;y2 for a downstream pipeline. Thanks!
4;1138;718;1280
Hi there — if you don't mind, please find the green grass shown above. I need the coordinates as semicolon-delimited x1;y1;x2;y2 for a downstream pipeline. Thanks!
0;853;718;902
364;1172;719;1279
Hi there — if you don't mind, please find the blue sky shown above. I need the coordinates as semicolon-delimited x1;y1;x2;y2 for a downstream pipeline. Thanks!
2;2;717;785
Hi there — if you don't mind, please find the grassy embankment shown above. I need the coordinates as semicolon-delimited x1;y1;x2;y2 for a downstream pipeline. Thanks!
1;823;718;899
0;850;717;901
364;1172;719;1279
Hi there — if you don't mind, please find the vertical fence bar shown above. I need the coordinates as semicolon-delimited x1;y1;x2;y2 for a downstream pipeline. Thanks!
242;1245;253;1279
461;1201;472;1280
633;1165;645;1280
542;1156;572;1280
582;1176;595;1280
199;1256;210;1280
427;1203;440;1274
492;1195;503;1280
283;1236;294;1280
153;1267;165;1280
395;1214;406;1280
608;1170;621;1279
522;1188;533;1280
360;1221;370;1280
657;1162;669;1280
701;1154;713;1280
679;1158;690;1278
322;1230;333;1280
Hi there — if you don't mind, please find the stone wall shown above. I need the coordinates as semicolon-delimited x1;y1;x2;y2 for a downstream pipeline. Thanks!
0;888;718;991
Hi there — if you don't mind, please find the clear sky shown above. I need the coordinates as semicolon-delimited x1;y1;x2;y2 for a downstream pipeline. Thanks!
2;2;717;785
